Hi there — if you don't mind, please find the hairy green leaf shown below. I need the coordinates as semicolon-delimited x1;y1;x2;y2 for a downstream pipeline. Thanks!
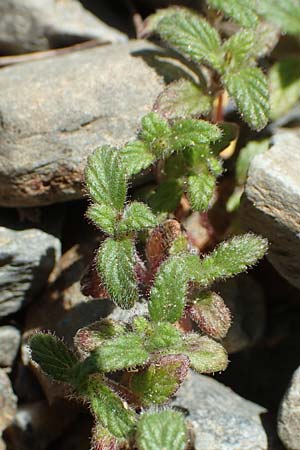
131;355;189;406
210;122;238;156
118;202;157;234
120;141;155;176
87;375;136;439
258;0;300;35
207;0;258;28
148;256;190;323
74;319;127;354
236;139;269;185
85;146;127;210
149;179;183;213
197;234;268;286
146;322;182;351
154;79;213;119
91;334;149;372
188;291;231;339
269;57;300;119
206;156;223;177
141;112;171;144
157;9;224;72
171;119;222;150
187;173;216;211
91;424;120;450
182;334;228;373
87;203;117;235
223;67;269;130
136;409;188;450
97;238;138;309
223;30;256;68
29;334;77;383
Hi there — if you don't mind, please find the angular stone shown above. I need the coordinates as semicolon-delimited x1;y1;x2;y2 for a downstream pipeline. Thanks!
173;371;269;450
0;0;126;55
242;133;300;290
0;326;21;367
0;41;164;207
0;369;17;435
278;366;300;450
0;226;61;318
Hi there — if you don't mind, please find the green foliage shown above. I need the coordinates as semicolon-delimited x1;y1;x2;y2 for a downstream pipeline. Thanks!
196;234;268;286
74;319;127;354
154;79;213;119
269;57;300;119
87;376;136;439
181;334;228;373
187;173;215;211
86;203;117;235
148;179;183;213
97;238;138;309
207;0;258;28
223;68;269;131
91;334;149;372
136;410;188;450
29;334;77;383
146;322;182;351
223;30;256;68
258;0;300;35
188;291;231;339
118;202;157;234
130;355;189;406
91;424;120;450
120;141;155;177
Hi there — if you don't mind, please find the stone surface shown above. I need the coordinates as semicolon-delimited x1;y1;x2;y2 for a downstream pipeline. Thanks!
0;41;164;207
278;366;300;450
0;326;21;367
0;225;61;318
173;371;269;450
0;369;17;435
242;133;300;290
0;0;126;55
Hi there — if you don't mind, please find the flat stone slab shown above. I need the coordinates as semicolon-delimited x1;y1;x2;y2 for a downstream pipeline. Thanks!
242;133;300;290
0;41;163;206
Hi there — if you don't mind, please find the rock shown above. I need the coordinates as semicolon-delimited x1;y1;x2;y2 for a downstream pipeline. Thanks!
0;0;126;55
278;366;300;450
242;133;300;290
216;274;265;353
6;400;79;450
0;370;17;436
0;326;21;367
0;225;61;318
0;41;164;207
173;371;269;450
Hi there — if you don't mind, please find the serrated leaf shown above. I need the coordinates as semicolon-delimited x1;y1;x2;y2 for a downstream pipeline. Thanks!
171;119;222;150
131;355;189;406
207;0;258;28
148;255;196;323
196;234;268;287
154;79;213;119
90;334;149;372
118;202;157;234
182;334;228;373
269;57;300;120
223;67;269;131
188;291;231;339
149;179;183;213
136;409;187;450
140;112;171;144
85;146;127;210
253;22;280;59
120;141;155;177
223;30;256;68
29;334;78;383
141;7;180;37
187;173;216;211
74;319;127;354
97;238;139;309
258;0;300;35
88;375;136;439
157;9;224;72
236;139;269;185
87;204;117;235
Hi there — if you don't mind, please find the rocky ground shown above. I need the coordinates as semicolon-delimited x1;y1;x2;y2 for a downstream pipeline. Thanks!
0;1;300;450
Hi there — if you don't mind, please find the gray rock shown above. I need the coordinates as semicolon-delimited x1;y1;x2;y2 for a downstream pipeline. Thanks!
173;371;269;450
278;366;300;450
0;369;17;435
0;226;61;318
0;0;126;55
0;41;164;207
0;326;21;367
242;133;300;290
